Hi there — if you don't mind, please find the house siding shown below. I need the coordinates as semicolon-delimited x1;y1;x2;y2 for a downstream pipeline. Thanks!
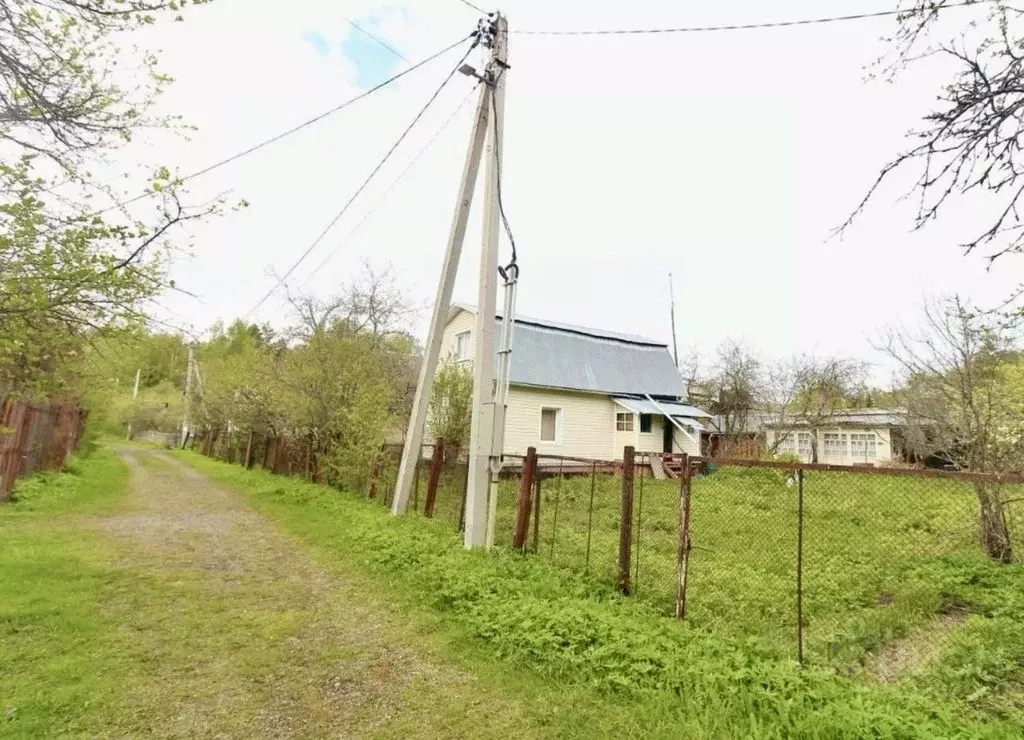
505;387;616;460
439;308;476;364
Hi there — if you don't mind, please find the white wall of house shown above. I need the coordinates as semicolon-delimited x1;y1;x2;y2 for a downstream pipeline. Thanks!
433;307;700;461
766;427;894;465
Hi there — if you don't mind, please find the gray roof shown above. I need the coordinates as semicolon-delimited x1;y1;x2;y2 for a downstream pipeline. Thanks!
709;408;907;434
451;304;687;397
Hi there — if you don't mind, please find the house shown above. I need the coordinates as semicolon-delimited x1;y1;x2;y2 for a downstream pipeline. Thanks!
437;304;709;462
762;409;905;465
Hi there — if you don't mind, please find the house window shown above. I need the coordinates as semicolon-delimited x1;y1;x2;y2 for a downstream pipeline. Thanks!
850;433;877;462
823;433;848;461
777;432;795;455
540;408;561;442
454;331;470;361
797;432;813;461
639;413;653;434
616;412;634;432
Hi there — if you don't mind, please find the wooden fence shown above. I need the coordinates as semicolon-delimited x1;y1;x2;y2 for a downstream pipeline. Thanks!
0;397;87;500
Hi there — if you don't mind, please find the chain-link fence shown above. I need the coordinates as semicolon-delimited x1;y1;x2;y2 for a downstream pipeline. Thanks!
190;433;1024;672
483;449;1024;671
0;397;87;499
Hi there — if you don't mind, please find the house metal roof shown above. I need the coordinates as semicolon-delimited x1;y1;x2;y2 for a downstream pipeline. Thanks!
709;408;907;434
449;304;688;397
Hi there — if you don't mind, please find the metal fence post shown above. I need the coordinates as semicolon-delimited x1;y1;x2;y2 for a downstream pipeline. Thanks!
619;446;635;596
550;458;564;558
585;461;596;572
675;453;692;619
513;447;537;550
797;468;805;666
531;471;542;553
634;457;646;592
424;440;445;518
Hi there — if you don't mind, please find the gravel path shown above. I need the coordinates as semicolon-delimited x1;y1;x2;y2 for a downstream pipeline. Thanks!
96;448;534;738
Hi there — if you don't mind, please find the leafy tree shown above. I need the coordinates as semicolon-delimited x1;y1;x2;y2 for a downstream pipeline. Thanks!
428;360;473;454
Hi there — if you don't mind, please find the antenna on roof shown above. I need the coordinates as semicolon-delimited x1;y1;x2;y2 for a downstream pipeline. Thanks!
668;273;680;368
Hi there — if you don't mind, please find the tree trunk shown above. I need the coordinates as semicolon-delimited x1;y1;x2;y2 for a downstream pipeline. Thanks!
975;482;1013;564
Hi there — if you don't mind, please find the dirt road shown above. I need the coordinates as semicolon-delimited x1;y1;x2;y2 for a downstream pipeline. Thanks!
97;448;534;738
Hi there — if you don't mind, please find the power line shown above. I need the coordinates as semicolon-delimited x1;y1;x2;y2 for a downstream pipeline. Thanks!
104;34;472;213
244;42;480;319
490;69;516;266
455;0;487;14
296;83;482;290
342;14;410;63
515;0;990;36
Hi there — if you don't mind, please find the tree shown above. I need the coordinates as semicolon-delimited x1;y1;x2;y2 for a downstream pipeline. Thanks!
709;340;762;438
428;360;473;454
762;355;867;460
0;0;226;399
879;295;1019;562
844;1;1024;268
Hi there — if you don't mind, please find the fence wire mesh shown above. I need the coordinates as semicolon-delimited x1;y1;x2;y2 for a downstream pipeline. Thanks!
187;433;1024;673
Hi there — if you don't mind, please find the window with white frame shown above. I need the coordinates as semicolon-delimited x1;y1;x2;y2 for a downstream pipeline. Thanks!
540;407;561;442
454;331;471;361
639;413;653;434
823;433;848;461
616;412;634;432
776;432;795;455
849;433;877;462
797;432;813;461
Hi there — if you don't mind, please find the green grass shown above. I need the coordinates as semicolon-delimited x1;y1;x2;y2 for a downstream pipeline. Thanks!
174;450;1024;737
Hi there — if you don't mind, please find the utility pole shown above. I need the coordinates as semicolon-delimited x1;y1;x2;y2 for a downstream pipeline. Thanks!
390;14;509;529
669;273;679;368
391;73;493;515
465;13;508;549
126;368;141;440
181;345;194;445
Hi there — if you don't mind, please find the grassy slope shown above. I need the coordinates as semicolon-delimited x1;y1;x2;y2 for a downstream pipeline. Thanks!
173;450;1022;739
0;451;140;735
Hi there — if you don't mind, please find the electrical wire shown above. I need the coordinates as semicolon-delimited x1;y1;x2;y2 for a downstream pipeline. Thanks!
102;34;472;213
515;0;990;36
455;0;487;14
296;83;483;290
489;68;516;266
243;41;480;319
342;14;410;63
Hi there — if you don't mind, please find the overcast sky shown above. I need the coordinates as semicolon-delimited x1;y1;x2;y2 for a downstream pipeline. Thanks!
106;0;1024;383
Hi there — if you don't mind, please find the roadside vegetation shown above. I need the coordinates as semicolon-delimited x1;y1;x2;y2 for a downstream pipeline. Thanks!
175;449;1024;737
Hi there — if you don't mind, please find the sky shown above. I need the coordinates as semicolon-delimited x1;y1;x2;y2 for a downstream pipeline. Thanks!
104;0;1024;384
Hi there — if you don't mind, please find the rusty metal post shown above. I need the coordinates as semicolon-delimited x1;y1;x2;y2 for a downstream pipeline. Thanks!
368;453;383;499
458;460;470;532
675;453;693;619
634;458;646;591
413;451;422;512
797;468;805;666
513;447;537;550
585;461;596;571
550;458;564;558
531;471;542;553
424;440;445;517
619;446;635;596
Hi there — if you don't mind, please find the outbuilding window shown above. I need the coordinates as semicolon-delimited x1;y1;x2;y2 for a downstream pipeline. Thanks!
639;413;653;434
616;412;634;432
540;408;561;442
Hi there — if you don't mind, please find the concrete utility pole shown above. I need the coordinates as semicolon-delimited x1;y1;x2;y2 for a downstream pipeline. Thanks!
465;13;508;549
181;345;194;444
390;14;510;532
390;79;493;515
126;368;141;440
